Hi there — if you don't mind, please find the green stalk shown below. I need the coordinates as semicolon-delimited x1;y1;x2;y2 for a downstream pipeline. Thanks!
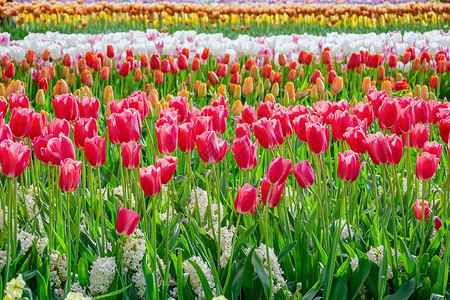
151;195;158;296
418;180;427;257
65;191;72;296
222;214;241;292
264;204;273;300
212;164;222;274
97;167;106;255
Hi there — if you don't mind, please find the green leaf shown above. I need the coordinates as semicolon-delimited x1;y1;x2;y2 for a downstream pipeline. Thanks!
426;228;444;256
378;247;389;300
383;275;423;300
398;238;416;276
242;246;255;291
143;254;155;300
252;251;270;299
36;270;49;300
349;253;371;300
277;241;297;264
78;253;90;286
188;260;214;300
93;283;132;299
330;274;348;300
234;224;257;255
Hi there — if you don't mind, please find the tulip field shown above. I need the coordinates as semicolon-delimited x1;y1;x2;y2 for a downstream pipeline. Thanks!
1;1;450;300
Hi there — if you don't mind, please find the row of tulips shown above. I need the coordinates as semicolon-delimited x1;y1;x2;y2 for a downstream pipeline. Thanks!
2;1;449;39
0;65;449;300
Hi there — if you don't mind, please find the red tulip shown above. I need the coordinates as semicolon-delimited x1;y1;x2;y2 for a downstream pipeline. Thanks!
411;99;428;125
169;97;190;123
439;118;450;144
292;114;311;143
39;78;48;93
116;207;140;236
156;155;178;184
273;110;293;138
352;103;374;127
177;122;195;153
59;158;82;192
52;94;79;122
78;96;100;120
262;64;272;79
430;75;439;89
414;199;429;221
150;54;161;70
155;71;164;85
433;216;442;230
366;132;390;165
122;141;142;169
310;69;322;85
155;123;178;155
216;64;228;78
388;54;397;69
0;97;7;116
192;116;212;139
395;105;413;134
231;135;257;171
196;131;229;164
161;59;171;73
260;176;285;208
84;136;106;167
329;110;361;141
306;122;330;154
28;111;47;140
0;124;12;143
207;71;219;86
292;160;314;188
63;53;73;67
386;134;403;165
73;118;98;149
394;79;410;91
202;105;229;134
177;54;188;70
107;45;114;58
267;157;292;186
5;62;14;78
119;62;130;77
47;118;70;136
235;184;258;214
107;108;142;145
126;91;150;120
416;152;439;181
409;124;430;149
39;134;75;166
8;93;29;110
0;140;31;178
241;105;256;126
378;98;399;130
139;165;162;196
344;126;367;154
423;141;443;159
9;107;33;139
337;150;365;182
109;99;129;115
201;48;209;60
235;123;251;139
253;117;276;149
347;52;361;70
192;57;200;71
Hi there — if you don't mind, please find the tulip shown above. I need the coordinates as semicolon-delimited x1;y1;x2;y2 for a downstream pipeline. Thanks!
430;75;439;89
155;123;178;155
39;78;48;93
177;54;188;70
386;134;403;165
106;45;114;58
169;97;190;123
9;107;33;139
378;98;399;129
161;59;171;73
261;176;285;208
306;122;330;154
433;216;442;230
84;136;106;167
48;118;70;136
9;93;29;110
196;131;229;164
366;132;390;165
292;114;310;143
414;199;429;221
52;94;79;122
177;122;195;153
241;105;256;125
267;157;292;186
253;117;276;149
207;71;219;86
107;108;142;145
231;100;243;116
416;152;439;181
331;76;343;94
73;118;98;149
119;62;130;77
139;165;162;196
292;160;314;188
122;141;142;169
231;135;258;171
127;91;150;120
242;77;253;96
388;54;397;69
156;155;178;184
337;150;365;182
0;140;31;178
0;124;12;143
4;62;14;78
38;134;75;166
28;112;47;140
78;96;100;120
235;184;258;214
344;126;367;154
59;158;82;192
423;141;443;159
116;207;140;236
409;124;430;149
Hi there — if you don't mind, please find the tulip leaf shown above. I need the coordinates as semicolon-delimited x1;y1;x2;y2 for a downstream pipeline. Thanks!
426;227;444;257
349;253;371;300
78;253;90;286
383;275;423;300
100;165;119;187
243;246;256;292
277;241;296;264
252;250;270;299
398;238;416;276
188;259;214;300
234;224;257;255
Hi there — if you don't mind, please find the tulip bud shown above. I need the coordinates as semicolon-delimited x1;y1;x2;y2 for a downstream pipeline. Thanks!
332;76;343;94
233;84;241;100
382;80;392;96
310;85;319;100
193;80;201;93
198;83;207;97
413;85;421;98
217;84;227;97
68;73;76;87
242;77;253;95
21;59;29;72
378;66;385;82
35;89;45;107
100;66;109;81
232;100;243;116
430;75;439;89
429;92;436;101
148;89;159;107
134;69;142;82
285;82;295;100
265;93;275;104
155;71;164;85
0;83;3;97
282;92;289;106
39;77;48;93
361;77;371;93
103;86;114;105
85;73;93;88
421;85;429;101
316;78;325;95
264;78;271;90
287;69;296;81
186;73;192;87
412;58;420;70
53;79;69;96
271;82;279;97
154;101;162;119
256;80;264;96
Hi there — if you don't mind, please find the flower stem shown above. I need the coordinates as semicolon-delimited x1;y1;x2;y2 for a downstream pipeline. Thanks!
97;167;106;255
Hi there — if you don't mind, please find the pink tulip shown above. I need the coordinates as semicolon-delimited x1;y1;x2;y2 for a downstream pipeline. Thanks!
116;206;140;236
292;160;314;188
0;140;31;178
337;150;365;182
139;165;162;196
235;184;258;214
59;158;82;192
122;141;142;169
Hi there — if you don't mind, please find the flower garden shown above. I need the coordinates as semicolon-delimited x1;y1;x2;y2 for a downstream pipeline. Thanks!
0;0;450;299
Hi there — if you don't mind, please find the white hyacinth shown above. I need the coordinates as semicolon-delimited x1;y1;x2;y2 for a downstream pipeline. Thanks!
251;244;286;293
89;257;116;296
122;229;146;273
182;256;216;300
64;292;91;300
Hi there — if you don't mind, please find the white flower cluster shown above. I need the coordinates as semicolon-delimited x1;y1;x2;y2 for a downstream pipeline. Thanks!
17;185;45;233
206;226;235;268
251;244;286;293
89;256;116;296
49;250;68;297
0;251;7;271
182;256;216;300
70;281;88;297
18;230;35;256
332;219;353;239
36;237;49;257
366;245;401;280
64;292;91;300
189;188;224;225
123;229;146;273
